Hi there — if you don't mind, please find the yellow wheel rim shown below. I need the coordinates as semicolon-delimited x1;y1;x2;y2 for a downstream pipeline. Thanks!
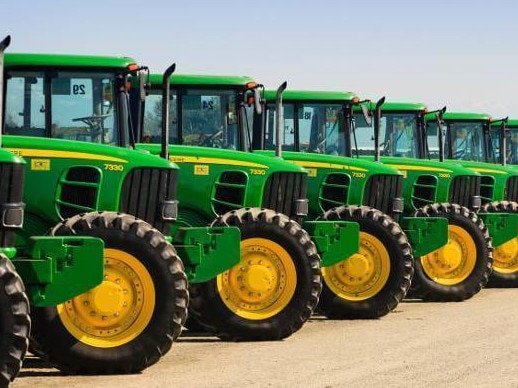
57;248;155;348
322;231;391;301
420;225;477;285
216;237;297;320
493;236;518;274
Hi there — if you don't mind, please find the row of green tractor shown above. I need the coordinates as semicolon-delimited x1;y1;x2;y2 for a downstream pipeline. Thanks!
1;35;517;386
0;38;357;386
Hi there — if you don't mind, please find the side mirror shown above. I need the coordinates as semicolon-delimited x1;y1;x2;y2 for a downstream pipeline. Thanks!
254;87;262;115
361;103;372;126
139;70;147;102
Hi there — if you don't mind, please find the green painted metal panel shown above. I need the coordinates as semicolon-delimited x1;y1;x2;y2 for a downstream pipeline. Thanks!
303;220;360;267
13;235;104;306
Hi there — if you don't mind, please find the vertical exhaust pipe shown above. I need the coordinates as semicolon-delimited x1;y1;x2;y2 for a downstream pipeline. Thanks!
373;96;385;162
0;36;11;148
436;106;447;162
161;63;176;160
499;117;509;166
275;81;288;158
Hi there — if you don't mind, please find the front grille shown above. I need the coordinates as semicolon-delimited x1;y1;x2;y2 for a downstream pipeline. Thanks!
505;176;518;202
58;167;101;219
480;175;495;205
449;175;481;208
212;171;248;215
412;175;437;209
363;174;403;215
320;173;350;211
120;168;178;234
0;163;25;247
262;172;307;218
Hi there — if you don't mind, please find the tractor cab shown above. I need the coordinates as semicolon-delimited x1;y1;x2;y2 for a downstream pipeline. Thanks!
257;90;357;157
425;112;494;163
490;119;518;165
4;54;144;148
352;106;422;159
370;104;518;287
134;74;260;152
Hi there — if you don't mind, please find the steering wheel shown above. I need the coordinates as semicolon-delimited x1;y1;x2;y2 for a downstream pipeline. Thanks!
200;130;223;147
72;114;111;135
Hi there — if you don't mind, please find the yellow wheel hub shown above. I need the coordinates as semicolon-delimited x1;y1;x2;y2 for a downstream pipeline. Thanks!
217;237;297;320
493;237;518;274
57;248;155;348
322;231;391;301
421;224;476;285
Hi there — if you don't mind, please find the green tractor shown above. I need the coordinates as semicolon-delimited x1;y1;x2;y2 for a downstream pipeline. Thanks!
259;90;494;301
0;49;260;376
131;73;362;332
353;100;518;299
490;118;518;167
137;75;434;319
4;54;353;343
0;35;31;386
424;112;518;286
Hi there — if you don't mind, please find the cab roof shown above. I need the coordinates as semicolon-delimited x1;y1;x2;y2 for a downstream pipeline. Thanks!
377;101;428;112
146;73;256;88
5;53;137;69
442;112;492;121
491;119;518;129
264;90;358;103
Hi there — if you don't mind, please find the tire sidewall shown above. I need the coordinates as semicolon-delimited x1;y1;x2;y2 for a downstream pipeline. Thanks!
320;207;412;318
201;217;317;334
0;254;29;386
481;201;518;286
32;215;186;372
415;206;490;299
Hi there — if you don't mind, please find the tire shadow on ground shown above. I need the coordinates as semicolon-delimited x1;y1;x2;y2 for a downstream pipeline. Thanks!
178;329;222;343
17;355;62;377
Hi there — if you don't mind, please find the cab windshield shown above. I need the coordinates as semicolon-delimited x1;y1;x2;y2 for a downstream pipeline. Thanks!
141;87;247;150
264;102;345;155
443;122;490;162
505;129;518;164
490;127;518;165
352;112;418;157
5;70;123;145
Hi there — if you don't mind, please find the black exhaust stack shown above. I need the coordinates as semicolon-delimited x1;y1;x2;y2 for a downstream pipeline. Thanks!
373;97;385;162
0;35;11;147
275;81;288;158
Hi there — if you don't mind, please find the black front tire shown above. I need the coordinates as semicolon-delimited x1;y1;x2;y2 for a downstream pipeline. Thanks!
412;203;492;301
30;212;188;375
0;254;30;388
481;201;518;287
189;208;321;341
319;205;413;319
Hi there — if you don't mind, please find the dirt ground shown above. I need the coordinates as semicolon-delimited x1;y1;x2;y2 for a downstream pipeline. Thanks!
12;288;518;388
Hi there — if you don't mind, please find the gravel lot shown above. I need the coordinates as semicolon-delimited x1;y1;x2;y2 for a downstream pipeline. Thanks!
13;288;518;388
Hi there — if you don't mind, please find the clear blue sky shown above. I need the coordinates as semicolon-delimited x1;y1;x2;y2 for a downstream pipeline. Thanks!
3;0;518;117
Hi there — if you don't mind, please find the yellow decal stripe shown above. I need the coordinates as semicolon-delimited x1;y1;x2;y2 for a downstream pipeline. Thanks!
471;168;507;175
169;156;268;169
7;148;128;164
291;160;367;172
386;164;452;173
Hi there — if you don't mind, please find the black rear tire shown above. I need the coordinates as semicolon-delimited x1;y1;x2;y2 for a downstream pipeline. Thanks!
30;212;188;375
319;205;413;319
0;254;30;387
189;208;321;341
481;201;518;287
412;203;492;301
